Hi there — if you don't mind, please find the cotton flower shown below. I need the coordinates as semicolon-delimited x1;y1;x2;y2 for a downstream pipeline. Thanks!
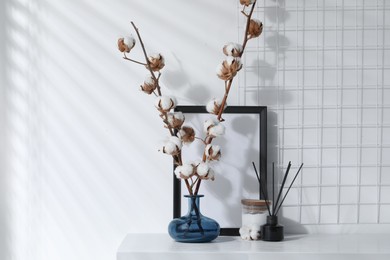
174;164;195;179
239;225;261;240
223;42;243;57
209;124;225;137
196;162;215;180
147;53;165;71
248;19;263;39
240;0;255;6
239;226;251;240
206;98;227;115
216;56;242;81
249;224;261;240
167;112;184;129
155;96;176;113
178;126;195;144
204;118;225;137
140;75;157;94
204;118;218;133
161;136;182;155
205;144;221;161
117;36;136;53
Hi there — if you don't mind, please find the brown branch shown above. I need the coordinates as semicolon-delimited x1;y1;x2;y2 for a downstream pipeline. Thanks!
130;21;162;96
161;112;175;136
194;178;202;195
184;179;193;196
195;1;258;194
216;0;257;122
194;135;214;195
216;79;233;121
190;177;199;189
130;22;189;195
123;55;147;66
174;153;182;166
240;1;257;56
241;10;248;17
194;136;206;144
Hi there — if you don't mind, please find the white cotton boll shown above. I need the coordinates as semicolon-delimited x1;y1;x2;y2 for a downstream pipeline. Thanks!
216;62;224;76
232;42;243;51
212;145;221;155
163;141;177;155
205;144;221;157
249;226;261;240
180;164;194;177
223;42;243;57
144;74;154;85
239;226;251;240
166;113;174;123
173;112;184;121
155;96;176;112
206;98;226;115
169;136;182;150
174;166;183;179
196;162;210;177
232;57;242;69
149;53;164;62
167;112;184;127
205;144;212;157
226;56;235;66
206;99;216;114
123;35;136;48
174;164;194;179
203;118;217;133
160;96;173;110
209;123;225;137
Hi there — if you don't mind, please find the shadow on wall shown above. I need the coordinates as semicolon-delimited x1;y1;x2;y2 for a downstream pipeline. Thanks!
267;111;307;234
248;0;292;106
0;0;9;259
163;53;211;105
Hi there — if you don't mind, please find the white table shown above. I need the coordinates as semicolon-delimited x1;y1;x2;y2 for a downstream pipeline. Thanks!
117;233;390;260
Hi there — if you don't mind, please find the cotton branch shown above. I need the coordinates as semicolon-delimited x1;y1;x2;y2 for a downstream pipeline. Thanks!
122;54;147;66
194;0;259;194
216;0;257;122
130;21;162;96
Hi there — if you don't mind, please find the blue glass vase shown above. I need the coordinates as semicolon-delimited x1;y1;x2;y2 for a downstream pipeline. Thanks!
168;195;220;243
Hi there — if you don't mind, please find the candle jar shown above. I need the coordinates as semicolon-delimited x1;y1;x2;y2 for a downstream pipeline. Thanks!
239;199;269;240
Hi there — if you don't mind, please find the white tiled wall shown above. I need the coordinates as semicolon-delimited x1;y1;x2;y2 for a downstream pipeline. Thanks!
239;0;390;231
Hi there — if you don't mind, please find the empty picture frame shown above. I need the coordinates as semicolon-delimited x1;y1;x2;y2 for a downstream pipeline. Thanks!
173;106;267;236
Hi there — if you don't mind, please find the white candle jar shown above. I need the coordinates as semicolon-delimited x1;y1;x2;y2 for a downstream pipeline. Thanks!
239;199;269;240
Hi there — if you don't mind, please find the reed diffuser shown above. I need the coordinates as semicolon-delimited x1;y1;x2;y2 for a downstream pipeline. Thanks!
254;161;304;241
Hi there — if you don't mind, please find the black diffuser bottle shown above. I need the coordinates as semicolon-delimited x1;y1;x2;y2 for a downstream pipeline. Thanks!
261;215;284;241
260;162;303;242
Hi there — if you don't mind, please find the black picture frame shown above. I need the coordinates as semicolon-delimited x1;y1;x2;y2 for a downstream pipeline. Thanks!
173;106;267;236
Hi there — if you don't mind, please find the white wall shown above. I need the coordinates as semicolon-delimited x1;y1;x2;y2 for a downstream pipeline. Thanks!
2;0;238;260
2;0;390;260
1;0;7;258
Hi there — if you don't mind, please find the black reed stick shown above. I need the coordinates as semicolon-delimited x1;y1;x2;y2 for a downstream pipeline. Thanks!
272;162;275;215
275;163;304;216
252;162;271;216
273;161;291;214
252;161;261;200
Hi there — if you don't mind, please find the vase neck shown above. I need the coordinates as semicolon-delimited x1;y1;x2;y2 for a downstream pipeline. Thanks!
185;195;203;216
